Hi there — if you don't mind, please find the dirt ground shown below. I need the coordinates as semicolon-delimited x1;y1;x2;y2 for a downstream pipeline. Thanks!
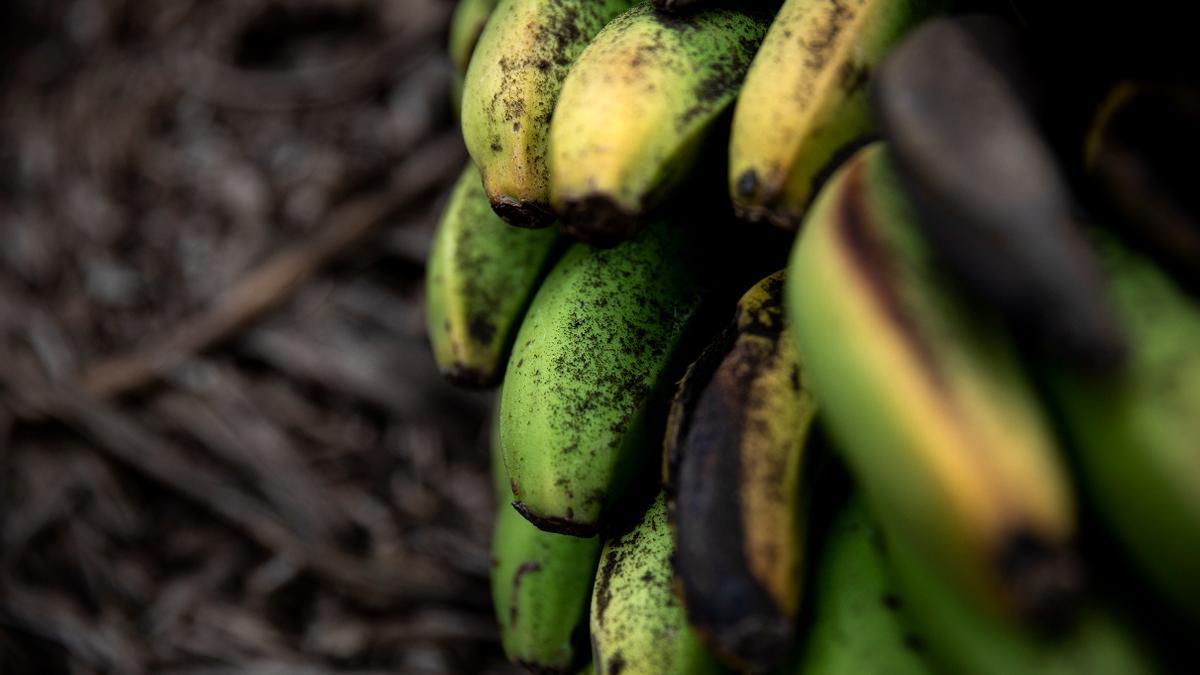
0;1;517;672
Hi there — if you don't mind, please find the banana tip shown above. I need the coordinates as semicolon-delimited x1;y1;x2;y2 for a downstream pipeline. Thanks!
560;196;641;248
512;501;599;538
490;196;556;228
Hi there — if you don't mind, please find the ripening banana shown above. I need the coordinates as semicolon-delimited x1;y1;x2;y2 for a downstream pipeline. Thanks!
549;3;768;245
872;15;1125;370
498;219;703;536
1045;230;1200;622
664;269;817;671
793;493;933;675
490;440;602;672
884;502;1159;674
1084;82;1200;291
728;0;940;230
786;143;1079;621
591;493;723;675
461;0;636;226
426;164;560;387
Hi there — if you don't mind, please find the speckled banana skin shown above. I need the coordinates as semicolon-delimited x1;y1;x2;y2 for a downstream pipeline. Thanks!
729;0;939;229
590;494;722;675
498;219;702;536
664;270;817;670
461;0;635;227
549;3;768;244
425;164;559;388
786;143;1078;621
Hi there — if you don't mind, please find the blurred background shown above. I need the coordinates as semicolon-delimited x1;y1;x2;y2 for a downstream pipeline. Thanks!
0;1;517;672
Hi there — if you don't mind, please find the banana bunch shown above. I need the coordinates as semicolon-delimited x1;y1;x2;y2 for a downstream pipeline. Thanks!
429;1;1200;672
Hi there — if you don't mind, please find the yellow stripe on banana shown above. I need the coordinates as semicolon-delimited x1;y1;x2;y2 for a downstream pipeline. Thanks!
786;143;1079;621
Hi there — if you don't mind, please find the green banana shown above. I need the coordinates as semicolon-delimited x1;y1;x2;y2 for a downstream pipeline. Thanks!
664;270;817;670
490;480;602;672
1045;231;1200;622
729;0;939;229
884;505;1159;674
793;493;933;675
461;0;635;226
786;143;1079;620
498;219;703;536
591;493;723;675
549;3;768;244
448;0;497;112
425;164;560;387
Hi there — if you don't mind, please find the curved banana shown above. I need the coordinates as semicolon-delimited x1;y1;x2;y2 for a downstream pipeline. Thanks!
549;3;768;245
591;493;722;675
872;16;1124;370
461;0;635;226
490;484;602;672
795;493;933;675
426;164;560;387
498;220;703;536
729;0;939;229
786;143;1078;621
1046;231;1200;622
884;502;1159;674
664;269;817;670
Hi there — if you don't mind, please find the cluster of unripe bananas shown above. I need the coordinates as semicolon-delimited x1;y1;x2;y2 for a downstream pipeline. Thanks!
427;0;1199;672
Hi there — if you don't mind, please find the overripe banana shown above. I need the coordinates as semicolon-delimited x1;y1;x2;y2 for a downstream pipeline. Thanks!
728;0;939;230
1084;82;1200;291
498;219;703;536
1045;230;1200;622
786;143;1078;621
549;3;768;245
664;269;817;670
461;0;635;226
425;163;559;387
490;447;602;672
794;493;932;675
872;15;1124;369
884;503;1159;674
591;493;722;675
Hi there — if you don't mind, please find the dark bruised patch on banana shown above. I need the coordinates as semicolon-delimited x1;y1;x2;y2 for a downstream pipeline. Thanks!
832;157;942;381
492;194;556;228
560;196;641;248
514;500;601;538
995;530;1081;628
735;168;759;199
797;0;855;71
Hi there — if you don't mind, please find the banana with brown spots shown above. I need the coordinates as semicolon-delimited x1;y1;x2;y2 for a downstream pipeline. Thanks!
461;0;636;226
590;493;723;675
549;3;768;245
498;219;704;536
663;269;818;671
426;163;560;388
728;0;940;230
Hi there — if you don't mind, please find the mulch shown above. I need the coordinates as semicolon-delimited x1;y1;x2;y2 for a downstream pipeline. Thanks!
0;1;516;672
